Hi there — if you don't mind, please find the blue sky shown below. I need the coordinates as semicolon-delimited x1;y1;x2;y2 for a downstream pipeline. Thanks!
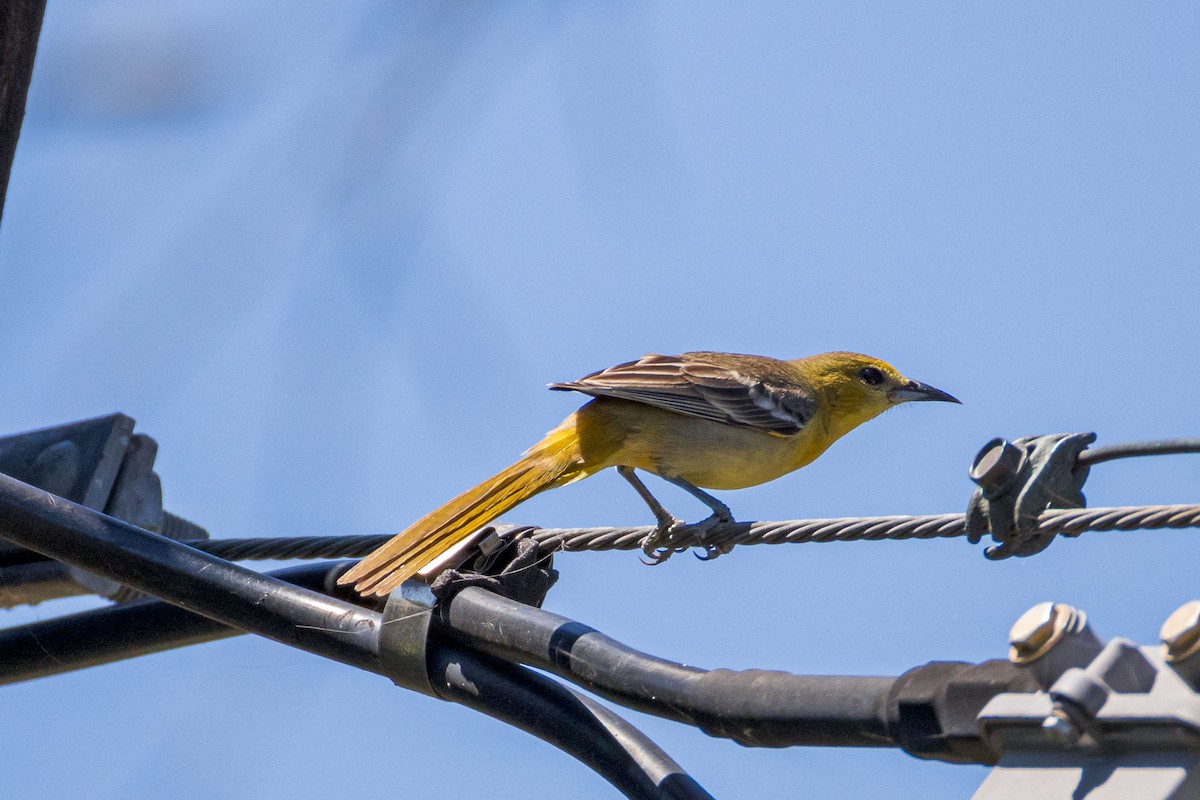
2;3;1199;797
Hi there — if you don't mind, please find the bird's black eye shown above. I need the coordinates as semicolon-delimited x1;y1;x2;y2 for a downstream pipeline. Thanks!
859;366;884;386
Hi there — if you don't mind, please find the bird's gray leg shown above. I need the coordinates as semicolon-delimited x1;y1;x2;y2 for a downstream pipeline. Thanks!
616;466;685;564
663;477;733;523
663;476;737;561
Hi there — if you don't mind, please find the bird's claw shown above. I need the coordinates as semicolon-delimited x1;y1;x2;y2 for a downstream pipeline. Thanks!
691;511;736;561
640;547;680;566
639;512;737;565
640;516;688;565
694;542;733;561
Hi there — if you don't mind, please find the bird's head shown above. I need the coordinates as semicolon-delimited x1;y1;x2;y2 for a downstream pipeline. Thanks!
794;352;960;436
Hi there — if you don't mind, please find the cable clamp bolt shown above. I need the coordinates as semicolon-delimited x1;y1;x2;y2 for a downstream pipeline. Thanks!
965;432;1095;559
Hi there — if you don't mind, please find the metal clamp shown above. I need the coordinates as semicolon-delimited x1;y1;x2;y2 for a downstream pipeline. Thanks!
965;432;1096;559
427;525;559;607
379;579;439;697
376;525;559;696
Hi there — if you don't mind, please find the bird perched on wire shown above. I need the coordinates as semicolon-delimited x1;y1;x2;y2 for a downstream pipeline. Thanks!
340;351;959;597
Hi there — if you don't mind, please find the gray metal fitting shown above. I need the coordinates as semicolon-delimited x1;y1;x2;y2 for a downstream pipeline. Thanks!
965;432;1096;559
1008;602;1104;689
1035;639;1159;755
1085;638;1157;694
979;613;1200;799
0;414;209;606
1049;667;1111;719
379;579;439;697
970;438;1026;497
1162;600;1200;688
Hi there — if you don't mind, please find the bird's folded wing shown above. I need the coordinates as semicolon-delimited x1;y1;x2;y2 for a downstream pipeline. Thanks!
549;353;814;436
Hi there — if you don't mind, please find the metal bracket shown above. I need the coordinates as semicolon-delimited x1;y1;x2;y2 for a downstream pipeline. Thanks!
0;413;208;604
965;432;1096;560
975;600;1200;799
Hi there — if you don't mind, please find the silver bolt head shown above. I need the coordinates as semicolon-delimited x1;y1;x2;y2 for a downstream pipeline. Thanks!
1162;600;1200;663
1010;601;1061;663
970;438;1024;493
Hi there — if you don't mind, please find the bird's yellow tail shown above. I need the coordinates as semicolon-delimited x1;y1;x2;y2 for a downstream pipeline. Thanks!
339;418;589;597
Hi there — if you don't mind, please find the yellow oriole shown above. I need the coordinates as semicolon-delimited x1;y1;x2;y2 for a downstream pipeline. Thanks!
340;351;959;596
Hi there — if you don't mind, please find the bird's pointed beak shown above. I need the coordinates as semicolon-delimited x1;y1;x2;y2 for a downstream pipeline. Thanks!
889;379;961;405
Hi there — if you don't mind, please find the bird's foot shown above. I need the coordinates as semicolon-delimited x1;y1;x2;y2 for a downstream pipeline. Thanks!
691;510;736;561
640;516;689;565
639;510;738;564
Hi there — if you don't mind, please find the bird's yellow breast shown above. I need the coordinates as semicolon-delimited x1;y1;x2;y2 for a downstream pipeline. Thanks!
571;398;836;490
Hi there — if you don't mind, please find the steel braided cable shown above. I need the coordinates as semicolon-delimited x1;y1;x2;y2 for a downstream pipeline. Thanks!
188;535;393;561
184;503;1200;562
